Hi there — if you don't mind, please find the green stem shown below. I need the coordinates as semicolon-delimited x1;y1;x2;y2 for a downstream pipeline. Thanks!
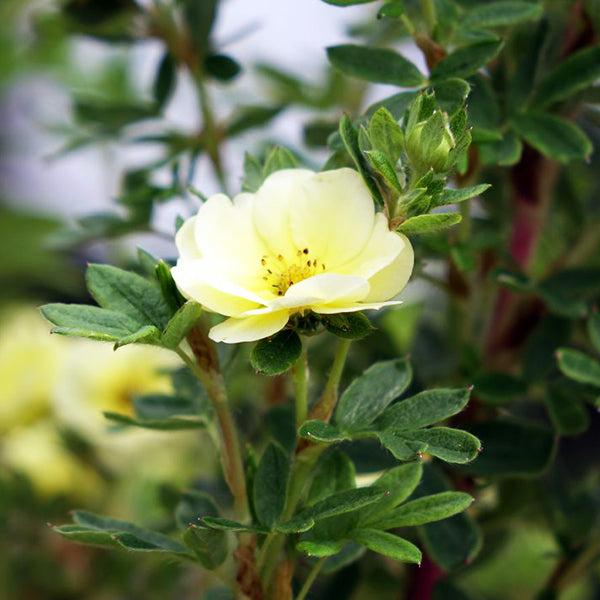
175;347;249;520
296;558;326;600
292;345;308;427
421;0;437;34
309;338;351;422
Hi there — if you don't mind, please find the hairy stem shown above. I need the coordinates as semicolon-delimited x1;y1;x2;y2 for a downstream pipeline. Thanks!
175;346;248;520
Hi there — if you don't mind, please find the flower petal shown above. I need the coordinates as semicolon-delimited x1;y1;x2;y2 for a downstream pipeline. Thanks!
171;260;262;316
336;213;404;280
209;311;290;344
253;169;315;260
313;300;402;314
194;193;268;287
174;216;202;261
364;233;414;302
284;273;370;307
290;169;375;268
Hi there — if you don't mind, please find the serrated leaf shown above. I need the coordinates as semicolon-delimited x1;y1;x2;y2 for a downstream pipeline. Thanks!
511;113;592;162
327;44;425;87
403;428;481;463
161;301;202;349
556;348;600;388
183;525;228;569
431;40;504;81
369;106;404;164
533;46;600;108
254;442;290;528
335;358;412;431
297;540;343;557
40;303;140;342
339;115;384;206
86;264;171;329
375;388;471;431
358;462;423;525
434;184;490;207
464;2;542;28
323;312;375;340
348;529;421;564
251;329;302;375
397;213;462;234
366;150;403;193
371;492;473;529
299;420;350;443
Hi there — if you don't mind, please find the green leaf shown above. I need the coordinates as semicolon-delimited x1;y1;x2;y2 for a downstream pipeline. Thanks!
262;146;298;178
297;540;343;557
86;264;172;329
366;150;403;193
533;46;600;107
472;373;527;405
556;348;600;388
113;324;161;349
432;78;471;113
52;524;119;549
369;106;404;164
461;421;555;476
434;184;490;207
339;115;384;206
545;384;589;436
250;329;302;375
375;388;471;431
299;420;350;443
242;152;264;193
205;54;241;82
430;40;504;81
175;491;220;530
335;358;412;431
308;449;356;505
397;213;462;235
371;492;473;529
375;431;422;460
402;428;481;464
286;488;387;532
511;113;592;162
254;442;290;528
378;2;405;19
589;314;600;355
153;52;176;109
327;45;425;87
182;0;217;56
366;91;418;120
348;529;421;564
40;303;140;342
358;462;423;525
183;526;228;569
133;393;208;421
322;312;375;340
201;517;269;533
415;464;481;570
70;511;190;556
156;260;185;314
464;2;542;28
103;411;208;431
478;130;523;166
161;301;202;349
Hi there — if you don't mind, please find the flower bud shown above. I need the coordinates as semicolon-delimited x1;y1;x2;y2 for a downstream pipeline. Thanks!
405;111;455;175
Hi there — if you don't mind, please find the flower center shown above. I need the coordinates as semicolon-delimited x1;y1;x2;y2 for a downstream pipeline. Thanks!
260;247;326;296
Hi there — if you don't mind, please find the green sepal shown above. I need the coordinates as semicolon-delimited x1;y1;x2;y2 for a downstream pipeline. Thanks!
251;329;302;375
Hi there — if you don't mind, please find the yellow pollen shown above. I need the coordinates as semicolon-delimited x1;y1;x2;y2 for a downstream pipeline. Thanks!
260;247;322;296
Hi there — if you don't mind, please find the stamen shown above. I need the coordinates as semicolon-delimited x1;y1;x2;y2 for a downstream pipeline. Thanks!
303;248;309;254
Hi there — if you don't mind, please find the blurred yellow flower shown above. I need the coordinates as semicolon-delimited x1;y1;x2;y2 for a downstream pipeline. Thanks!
172;168;414;343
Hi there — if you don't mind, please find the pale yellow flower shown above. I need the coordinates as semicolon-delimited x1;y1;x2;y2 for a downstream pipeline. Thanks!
172;168;414;343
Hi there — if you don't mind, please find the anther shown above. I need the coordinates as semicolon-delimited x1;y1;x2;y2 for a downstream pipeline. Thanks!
278;254;284;261
261;258;266;266
303;248;309;254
